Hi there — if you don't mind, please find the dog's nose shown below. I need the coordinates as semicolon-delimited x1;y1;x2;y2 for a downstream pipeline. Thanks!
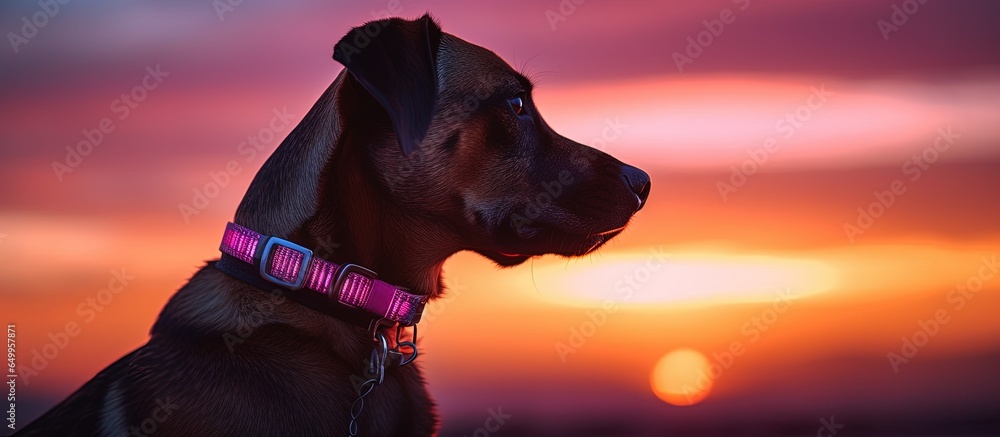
621;165;651;211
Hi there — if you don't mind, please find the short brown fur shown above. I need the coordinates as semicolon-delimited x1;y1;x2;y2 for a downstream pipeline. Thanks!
18;15;649;436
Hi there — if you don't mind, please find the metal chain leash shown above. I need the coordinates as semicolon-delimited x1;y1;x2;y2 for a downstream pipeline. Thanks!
348;323;419;436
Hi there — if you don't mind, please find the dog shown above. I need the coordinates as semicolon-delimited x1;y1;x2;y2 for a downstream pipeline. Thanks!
18;14;650;436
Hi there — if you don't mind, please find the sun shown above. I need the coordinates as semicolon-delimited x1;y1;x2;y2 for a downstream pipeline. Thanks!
650;348;713;406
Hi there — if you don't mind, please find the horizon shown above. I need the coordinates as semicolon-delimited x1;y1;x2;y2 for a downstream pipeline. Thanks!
2;1;999;435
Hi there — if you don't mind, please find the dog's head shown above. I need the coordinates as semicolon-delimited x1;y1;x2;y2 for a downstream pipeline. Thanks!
236;15;649;267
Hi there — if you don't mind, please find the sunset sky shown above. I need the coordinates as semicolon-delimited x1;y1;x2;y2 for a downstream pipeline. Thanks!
2;1;999;435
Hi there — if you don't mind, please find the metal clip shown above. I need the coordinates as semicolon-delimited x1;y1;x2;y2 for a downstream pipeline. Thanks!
369;331;389;385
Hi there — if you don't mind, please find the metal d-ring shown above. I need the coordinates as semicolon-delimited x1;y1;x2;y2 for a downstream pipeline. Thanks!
370;318;393;341
393;323;419;366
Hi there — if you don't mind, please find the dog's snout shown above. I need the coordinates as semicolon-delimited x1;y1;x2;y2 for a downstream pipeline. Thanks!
621;165;651;210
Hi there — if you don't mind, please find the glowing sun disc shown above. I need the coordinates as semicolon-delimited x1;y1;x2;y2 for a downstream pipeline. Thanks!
651;348;713;406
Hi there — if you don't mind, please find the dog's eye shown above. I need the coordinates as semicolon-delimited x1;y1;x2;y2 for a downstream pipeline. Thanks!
508;96;525;116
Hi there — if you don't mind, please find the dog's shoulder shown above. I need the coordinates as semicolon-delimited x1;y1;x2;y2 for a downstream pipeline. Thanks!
15;349;138;436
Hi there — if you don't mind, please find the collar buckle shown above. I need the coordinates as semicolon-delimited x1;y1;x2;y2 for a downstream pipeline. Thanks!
259;236;313;290
330;263;378;306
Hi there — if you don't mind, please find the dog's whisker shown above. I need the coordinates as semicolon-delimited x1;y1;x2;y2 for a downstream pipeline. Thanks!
530;257;545;298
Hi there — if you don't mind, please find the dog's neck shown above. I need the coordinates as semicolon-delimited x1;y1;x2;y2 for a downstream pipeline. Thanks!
312;211;448;299
299;142;456;300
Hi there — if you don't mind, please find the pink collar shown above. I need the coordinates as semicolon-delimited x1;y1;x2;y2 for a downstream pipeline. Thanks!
216;222;427;327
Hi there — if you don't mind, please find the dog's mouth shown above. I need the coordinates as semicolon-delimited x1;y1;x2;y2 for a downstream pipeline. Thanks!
483;220;626;266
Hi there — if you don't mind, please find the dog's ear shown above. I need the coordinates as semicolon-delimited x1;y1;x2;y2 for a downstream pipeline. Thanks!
333;14;442;156
232;16;441;238
233;74;346;238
